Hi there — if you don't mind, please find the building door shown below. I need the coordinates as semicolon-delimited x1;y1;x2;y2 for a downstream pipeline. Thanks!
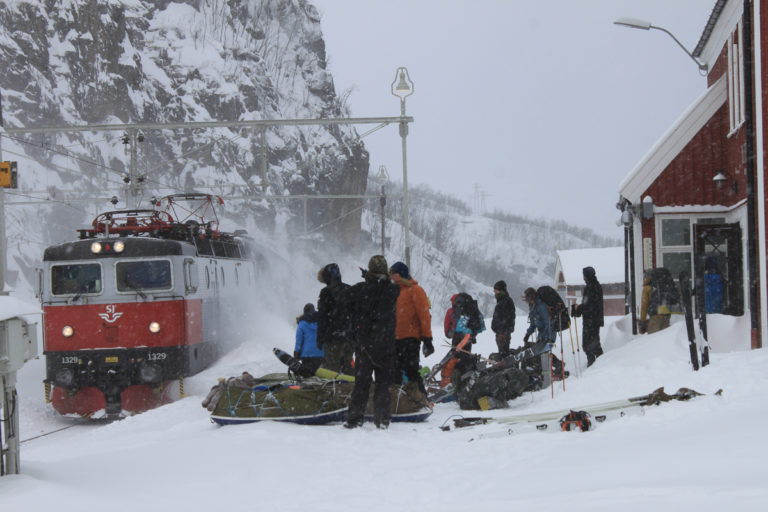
693;223;743;316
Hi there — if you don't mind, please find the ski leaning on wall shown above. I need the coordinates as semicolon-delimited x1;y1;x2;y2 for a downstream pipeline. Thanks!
679;272;700;371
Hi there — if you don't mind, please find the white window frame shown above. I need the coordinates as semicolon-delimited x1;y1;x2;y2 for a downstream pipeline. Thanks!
728;19;746;135
655;215;728;279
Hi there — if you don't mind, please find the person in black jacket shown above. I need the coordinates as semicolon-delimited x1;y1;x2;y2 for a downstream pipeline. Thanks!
491;280;516;358
344;255;400;429
317;263;353;374
571;266;604;367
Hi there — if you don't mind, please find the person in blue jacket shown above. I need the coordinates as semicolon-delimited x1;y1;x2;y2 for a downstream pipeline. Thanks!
294;303;323;374
520;287;566;381
522;287;552;348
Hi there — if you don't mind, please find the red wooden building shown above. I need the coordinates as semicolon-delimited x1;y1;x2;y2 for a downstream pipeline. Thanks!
618;0;768;350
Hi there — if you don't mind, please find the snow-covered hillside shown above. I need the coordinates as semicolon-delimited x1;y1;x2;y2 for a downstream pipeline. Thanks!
2;288;765;511
0;0;367;295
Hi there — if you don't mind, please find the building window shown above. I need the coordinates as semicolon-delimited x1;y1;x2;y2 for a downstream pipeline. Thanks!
728;20;745;133
658;216;727;280
661;218;690;246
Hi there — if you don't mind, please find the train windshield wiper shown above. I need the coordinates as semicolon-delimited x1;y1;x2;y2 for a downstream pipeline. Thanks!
122;279;147;299
70;283;89;303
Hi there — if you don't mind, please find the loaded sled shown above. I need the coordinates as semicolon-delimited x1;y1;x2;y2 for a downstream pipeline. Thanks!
203;349;433;425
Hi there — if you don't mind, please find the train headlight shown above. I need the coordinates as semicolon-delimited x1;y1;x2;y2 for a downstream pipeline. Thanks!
138;362;162;383
62;325;74;337
55;368;76;387
90;242;102;254
114;240;125;253
148;321;161;333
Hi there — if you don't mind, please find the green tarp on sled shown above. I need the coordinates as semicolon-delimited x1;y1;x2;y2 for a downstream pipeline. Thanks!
203;372;432;425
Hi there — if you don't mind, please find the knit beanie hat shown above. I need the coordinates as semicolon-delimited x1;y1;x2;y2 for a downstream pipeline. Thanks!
368;255;389;276
493;280;507;292
523;287;537;302
389;261;410;280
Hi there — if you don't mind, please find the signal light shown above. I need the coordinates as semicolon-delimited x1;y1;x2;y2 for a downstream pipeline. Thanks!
0;161;18;188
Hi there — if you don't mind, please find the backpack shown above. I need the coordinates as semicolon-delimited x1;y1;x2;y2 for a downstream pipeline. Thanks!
647;268;682;315
452;359;529;410
327;282;352;337
453;292;482;332
559;410;592;432
536;285;570;331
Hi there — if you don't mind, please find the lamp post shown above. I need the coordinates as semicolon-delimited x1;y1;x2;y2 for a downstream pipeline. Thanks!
391;66;414;268
614;17;708;74
376;165;389;255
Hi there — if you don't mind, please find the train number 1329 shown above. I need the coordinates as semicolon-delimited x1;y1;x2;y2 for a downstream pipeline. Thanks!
147;352;167;361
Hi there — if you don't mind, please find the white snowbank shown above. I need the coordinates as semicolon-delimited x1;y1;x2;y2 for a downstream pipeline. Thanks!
1;310;765;511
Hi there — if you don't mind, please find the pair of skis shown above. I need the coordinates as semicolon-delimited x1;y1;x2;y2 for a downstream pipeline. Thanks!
467;406;643;440
679;272;711;371
446;386;709;435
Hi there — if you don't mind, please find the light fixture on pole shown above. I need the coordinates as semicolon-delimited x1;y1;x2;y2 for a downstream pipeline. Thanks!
376;165;389;255
614;17;708;74
391;66;414;268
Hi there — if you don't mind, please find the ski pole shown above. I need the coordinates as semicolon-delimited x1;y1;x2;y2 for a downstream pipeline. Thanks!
573;315;583;370
559;329;565;391
567;322;580;379
452;346;502;366
550;351;554;398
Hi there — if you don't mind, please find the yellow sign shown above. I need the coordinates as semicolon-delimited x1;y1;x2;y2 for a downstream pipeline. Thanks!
0;161;17;188
105;356;119;363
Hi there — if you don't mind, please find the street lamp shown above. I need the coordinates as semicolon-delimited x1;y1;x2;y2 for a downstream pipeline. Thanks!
376;165;389;255
614;17;708;74
391;66;414;268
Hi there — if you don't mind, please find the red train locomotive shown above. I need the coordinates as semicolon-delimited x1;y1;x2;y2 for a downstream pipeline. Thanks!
38;194;255;417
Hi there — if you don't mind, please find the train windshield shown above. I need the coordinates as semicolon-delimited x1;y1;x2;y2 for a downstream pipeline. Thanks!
51;263;102;295
116;260;172;292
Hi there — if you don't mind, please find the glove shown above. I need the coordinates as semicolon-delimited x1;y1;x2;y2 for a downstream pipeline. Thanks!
638;321;647;334
523;333;530;343
421;337;435;357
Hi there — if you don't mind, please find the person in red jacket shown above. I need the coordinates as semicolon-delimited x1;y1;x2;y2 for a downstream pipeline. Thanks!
390;261;433;392
444;293;459;338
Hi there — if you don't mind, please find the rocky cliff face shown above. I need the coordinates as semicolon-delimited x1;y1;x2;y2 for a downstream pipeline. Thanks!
0;0;367;244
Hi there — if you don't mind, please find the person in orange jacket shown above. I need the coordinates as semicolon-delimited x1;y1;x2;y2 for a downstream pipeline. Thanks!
389;261;433;392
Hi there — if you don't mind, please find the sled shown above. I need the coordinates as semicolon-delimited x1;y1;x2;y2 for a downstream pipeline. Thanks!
204;370;432;426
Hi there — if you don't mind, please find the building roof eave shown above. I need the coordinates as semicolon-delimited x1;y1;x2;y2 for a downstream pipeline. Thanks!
692;0;729;58
618;75;726;204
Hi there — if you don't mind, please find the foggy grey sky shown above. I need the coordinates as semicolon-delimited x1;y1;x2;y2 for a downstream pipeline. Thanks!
312;0;713;238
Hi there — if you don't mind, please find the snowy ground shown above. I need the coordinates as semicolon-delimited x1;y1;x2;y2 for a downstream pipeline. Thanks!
1;310;766;511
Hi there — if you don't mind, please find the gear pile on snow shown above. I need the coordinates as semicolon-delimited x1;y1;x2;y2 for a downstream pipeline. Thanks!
203;367;433;425
452;358;530;410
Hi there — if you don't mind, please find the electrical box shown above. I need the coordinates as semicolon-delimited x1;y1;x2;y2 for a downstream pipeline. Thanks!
0;161;17;189
0;318;38;374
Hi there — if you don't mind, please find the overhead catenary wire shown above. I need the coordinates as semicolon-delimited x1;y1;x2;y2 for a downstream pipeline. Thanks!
0;147;127;190
0;133;122;177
